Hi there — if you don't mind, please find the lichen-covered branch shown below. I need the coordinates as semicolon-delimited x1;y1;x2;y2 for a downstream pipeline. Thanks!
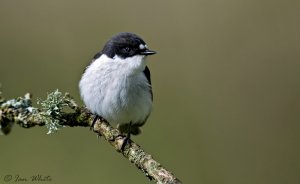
0;90;182;184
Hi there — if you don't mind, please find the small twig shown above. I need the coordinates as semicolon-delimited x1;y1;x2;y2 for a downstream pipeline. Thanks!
0;90;182;184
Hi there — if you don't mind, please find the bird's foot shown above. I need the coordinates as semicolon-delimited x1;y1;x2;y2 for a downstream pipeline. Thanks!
121;132;131;152
91;115;105;139
90;115;98;131
121;122;132;151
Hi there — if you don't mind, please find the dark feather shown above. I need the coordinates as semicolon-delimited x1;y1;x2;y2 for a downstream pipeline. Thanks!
93;52;102;60
81;52;102;74
143;66;153;100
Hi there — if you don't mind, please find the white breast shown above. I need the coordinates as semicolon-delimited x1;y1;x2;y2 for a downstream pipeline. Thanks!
79;54;152;126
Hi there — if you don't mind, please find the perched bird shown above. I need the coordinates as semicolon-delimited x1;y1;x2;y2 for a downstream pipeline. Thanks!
79;32;156;137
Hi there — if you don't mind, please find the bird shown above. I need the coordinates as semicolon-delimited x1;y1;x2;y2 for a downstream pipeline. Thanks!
79;32;156;138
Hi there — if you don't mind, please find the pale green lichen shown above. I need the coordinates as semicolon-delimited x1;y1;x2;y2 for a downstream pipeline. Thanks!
1;95;31;109
38;90;69;134
0;92;38;134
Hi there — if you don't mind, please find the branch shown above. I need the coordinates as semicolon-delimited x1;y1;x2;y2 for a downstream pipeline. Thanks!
0;90;182;184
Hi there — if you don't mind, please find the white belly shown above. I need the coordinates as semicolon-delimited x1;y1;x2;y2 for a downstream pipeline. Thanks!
79;55;152;125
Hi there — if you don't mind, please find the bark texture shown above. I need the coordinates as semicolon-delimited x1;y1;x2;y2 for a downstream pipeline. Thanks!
0;91;182;184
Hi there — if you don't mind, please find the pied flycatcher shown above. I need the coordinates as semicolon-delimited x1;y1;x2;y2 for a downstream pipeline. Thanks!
79;32;156;136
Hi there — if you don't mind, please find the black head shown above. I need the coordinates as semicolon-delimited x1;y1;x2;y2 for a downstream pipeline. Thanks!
101;32;156;59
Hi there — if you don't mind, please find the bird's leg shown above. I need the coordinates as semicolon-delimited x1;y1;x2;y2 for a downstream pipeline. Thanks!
90;115;97;131
90;115;105;138
90;115;100;131
121;122;132;151
91;115;104;138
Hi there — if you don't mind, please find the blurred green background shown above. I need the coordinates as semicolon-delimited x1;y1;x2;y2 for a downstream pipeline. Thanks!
0;0;299;184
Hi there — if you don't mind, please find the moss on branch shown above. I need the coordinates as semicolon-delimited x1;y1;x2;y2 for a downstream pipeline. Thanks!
0;90;182;184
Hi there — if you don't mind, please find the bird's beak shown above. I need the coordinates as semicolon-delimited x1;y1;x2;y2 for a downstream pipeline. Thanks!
140;49;157;56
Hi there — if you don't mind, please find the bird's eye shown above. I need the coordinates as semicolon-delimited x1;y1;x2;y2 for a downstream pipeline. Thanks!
124;47;131;52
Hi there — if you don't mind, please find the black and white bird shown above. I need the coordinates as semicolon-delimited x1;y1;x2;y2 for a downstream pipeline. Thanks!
79;32;156;136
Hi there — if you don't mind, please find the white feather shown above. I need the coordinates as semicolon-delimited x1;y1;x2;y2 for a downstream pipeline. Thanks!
79;54;152;126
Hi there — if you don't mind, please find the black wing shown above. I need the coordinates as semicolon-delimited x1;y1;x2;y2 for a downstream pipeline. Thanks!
93;52;102;60
143;66;153;100
82;52;102;74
